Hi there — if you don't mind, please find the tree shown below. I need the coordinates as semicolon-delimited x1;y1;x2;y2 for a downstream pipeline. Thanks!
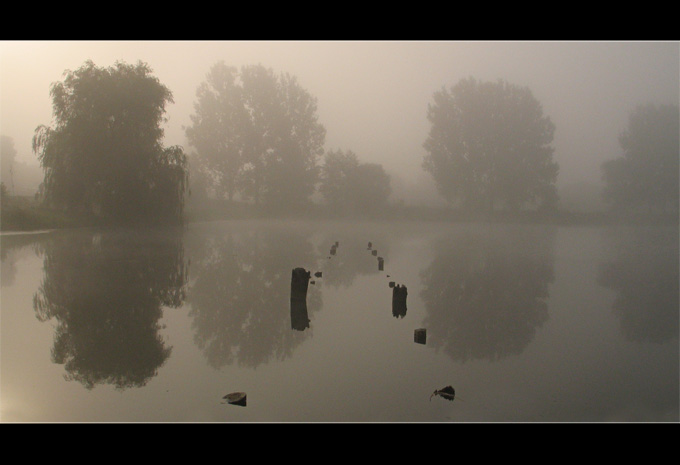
319;149;360;212
320;149;391;214
422;77;559;212
1;135;17;193
185;62;245;202
601;103;679;214
0;182;8;204
185;63;326;210
353;163;391;213
32;60;188;224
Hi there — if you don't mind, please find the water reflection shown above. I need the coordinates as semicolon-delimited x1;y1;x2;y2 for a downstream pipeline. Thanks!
319;234;389;288
420;226;556;362
187;226;321;369
392;284;408;318
32;228;188;390
598;225;679;343
290;267;311;331
1;232;49;287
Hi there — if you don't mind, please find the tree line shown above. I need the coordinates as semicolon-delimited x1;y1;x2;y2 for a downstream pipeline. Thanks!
9;59;677;226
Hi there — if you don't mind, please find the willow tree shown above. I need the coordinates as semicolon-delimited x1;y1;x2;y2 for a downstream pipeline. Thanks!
32;60;188;224
423;77;559;212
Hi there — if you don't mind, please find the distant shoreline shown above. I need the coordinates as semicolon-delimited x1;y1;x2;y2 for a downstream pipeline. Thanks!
2;203;677;234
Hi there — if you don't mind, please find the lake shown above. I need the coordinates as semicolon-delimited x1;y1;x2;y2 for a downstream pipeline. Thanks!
1;219;678;422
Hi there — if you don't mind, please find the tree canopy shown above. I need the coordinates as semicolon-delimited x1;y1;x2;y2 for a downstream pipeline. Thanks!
601;103;679;215
32;60;188;224
422;77;559;212
185;62;326;211
320;149;391;215
1;135;17;191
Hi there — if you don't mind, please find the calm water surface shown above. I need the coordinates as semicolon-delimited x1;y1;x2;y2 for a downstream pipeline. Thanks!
1;219;677;422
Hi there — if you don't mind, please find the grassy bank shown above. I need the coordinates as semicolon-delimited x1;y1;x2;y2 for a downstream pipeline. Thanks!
183;200;678;227
3;196;677;233
1;203;94;232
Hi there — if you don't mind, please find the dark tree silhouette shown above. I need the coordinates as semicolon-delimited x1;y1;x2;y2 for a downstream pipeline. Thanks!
32;228;188;390
601;103;679;215
420;226;556;362
185;62;326;211
32;60;188;224
423;77;559;212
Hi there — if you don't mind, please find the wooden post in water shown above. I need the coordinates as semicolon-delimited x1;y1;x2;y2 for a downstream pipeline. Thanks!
392;284;408;318
290;267;311;330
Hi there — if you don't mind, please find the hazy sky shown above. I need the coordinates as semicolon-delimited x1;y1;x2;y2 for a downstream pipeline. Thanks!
1;40;677;189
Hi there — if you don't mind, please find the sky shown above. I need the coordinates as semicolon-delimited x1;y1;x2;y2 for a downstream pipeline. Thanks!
1;40;678;194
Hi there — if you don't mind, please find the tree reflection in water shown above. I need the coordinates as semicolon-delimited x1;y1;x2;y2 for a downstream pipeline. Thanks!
420;225;556;363
32;228;188;390
598;225;679;343
1;233;48;288
318;233;389;289
187;226;322;369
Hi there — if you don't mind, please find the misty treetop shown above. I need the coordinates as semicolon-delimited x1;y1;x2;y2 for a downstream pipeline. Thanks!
320;149;391;215
32;60;188;224
1;135;17;189
422;77;559;212
601;103;679;215
186;62;326;211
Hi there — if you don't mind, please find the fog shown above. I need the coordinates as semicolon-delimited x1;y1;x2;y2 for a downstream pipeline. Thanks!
1;40;678;206
1;41;678;422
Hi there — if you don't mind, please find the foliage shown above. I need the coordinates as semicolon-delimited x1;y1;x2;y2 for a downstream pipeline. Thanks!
422;77;559;212
185;63;244;202
601;103;679;214
353;162;392;212
320;149;391;214
319;149;360;210
1;135;17;189
185;62;326;211
32;60;188;224
0;181;7;203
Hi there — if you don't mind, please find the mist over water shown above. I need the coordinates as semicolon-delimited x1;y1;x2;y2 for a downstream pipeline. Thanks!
0;41;678;422
1;220;677;422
